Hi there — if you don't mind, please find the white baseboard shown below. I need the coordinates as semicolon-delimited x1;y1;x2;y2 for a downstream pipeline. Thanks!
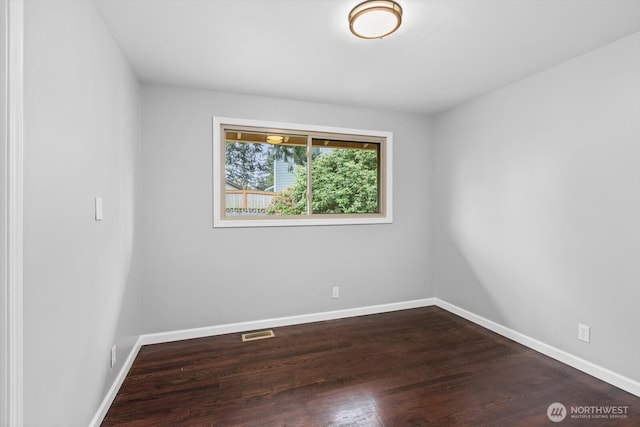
89;296;639;427
88;337;143;427
140;298;437;345
435;298;640;397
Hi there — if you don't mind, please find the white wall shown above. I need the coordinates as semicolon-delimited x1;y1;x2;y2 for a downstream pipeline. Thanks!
139;85;433;334
433;32;640;383
23;1;140;426
0;1;11;423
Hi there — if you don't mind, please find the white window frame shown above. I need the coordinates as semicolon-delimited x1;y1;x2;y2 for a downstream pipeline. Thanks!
213;117;393;228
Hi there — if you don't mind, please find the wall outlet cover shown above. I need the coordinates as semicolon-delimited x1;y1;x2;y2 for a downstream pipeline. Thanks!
110;344;117;368
578;324;590;343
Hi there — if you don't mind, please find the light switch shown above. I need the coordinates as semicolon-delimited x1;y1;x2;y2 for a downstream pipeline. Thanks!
95;197;103;221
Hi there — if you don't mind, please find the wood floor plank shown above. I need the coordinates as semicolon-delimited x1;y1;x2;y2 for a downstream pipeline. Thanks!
102;307;639;426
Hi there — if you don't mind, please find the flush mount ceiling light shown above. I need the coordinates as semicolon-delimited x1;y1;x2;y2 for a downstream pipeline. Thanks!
349;0;403;39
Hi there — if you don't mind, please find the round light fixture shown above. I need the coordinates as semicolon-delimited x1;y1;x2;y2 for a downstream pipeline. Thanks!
266;135;284;144
349;0;403;39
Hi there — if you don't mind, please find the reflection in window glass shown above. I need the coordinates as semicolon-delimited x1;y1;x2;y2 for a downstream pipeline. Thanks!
224;131;306;216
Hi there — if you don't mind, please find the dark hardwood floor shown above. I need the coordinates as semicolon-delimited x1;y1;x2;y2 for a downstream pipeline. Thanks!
102;307;638;426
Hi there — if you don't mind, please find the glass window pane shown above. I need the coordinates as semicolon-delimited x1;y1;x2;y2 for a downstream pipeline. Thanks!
224;131;306;216
310;139;380;214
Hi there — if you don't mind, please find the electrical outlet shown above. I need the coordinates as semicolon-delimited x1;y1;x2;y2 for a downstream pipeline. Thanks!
110;344;117;368
332;286;339;299
578;324;590;343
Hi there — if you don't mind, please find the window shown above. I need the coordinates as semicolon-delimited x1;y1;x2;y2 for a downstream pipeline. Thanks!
213;117;392;227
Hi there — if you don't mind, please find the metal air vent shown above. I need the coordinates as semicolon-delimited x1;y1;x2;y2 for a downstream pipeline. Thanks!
241;330;275;342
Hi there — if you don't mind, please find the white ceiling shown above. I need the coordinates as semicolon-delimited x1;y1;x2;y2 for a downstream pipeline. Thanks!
94;0;640;115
